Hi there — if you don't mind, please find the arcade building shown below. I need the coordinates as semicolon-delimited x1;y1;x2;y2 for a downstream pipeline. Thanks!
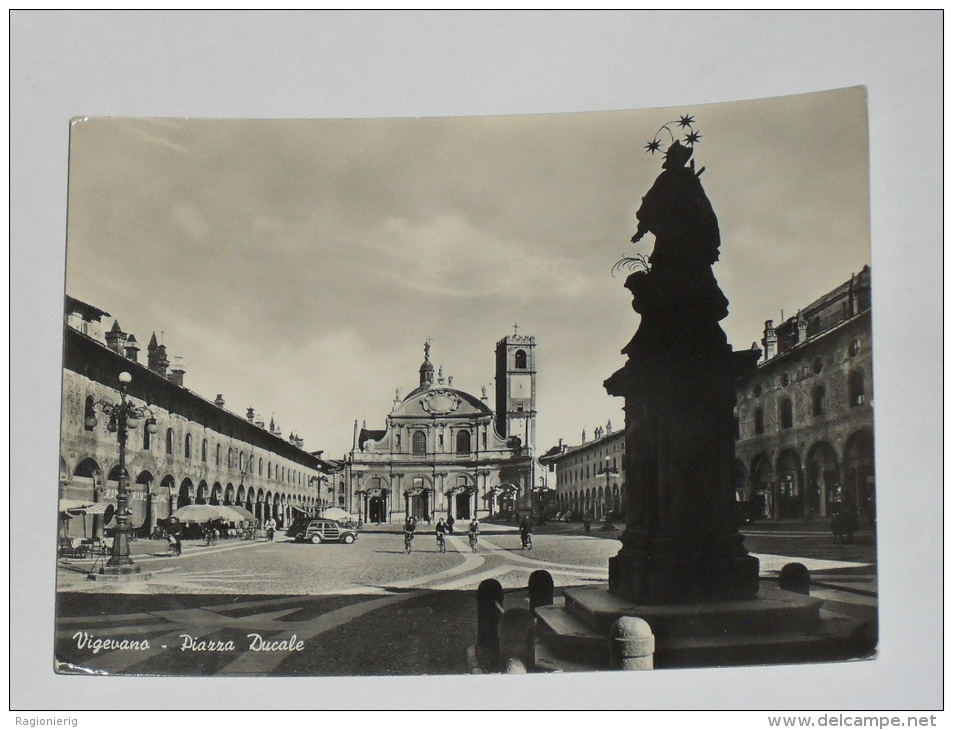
59;296;331;540
347;333;538;524
734;267;875;521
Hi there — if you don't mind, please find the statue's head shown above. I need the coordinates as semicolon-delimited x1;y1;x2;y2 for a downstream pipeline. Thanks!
662;140;693;169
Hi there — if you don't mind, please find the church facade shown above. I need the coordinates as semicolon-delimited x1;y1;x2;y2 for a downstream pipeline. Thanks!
346;333;538;523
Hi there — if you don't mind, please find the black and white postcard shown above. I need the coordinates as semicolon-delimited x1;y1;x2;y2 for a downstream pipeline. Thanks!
55;88;877;678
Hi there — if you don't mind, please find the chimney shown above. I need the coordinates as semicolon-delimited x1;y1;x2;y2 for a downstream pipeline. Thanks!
214;394;225;408
169;356;186;387
761;320;777;361
581;428;587;444
155;345;170;378
105;321;127;354
606;419;613;434
796;311;808;344
124;334;140;362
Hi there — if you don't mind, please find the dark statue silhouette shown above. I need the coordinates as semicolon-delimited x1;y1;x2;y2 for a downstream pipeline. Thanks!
605;126;761;604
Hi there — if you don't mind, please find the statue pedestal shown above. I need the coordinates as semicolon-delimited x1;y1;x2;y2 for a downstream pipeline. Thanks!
534;584;874;670
605;343;763;605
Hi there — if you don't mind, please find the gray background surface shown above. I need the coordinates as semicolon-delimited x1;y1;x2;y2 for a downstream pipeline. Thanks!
11;10;942;710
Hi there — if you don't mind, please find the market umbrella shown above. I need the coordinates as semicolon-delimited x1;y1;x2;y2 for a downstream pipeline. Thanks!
170;504;240;523
223;505;256;523
319;507;350;521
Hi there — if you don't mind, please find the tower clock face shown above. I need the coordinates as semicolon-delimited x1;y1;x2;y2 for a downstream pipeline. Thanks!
511;374;532;398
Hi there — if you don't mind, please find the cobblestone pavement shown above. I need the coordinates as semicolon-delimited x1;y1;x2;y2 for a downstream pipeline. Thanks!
54;526;877;676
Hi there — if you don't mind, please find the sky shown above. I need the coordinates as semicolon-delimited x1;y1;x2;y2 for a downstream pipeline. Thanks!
64;86;871;459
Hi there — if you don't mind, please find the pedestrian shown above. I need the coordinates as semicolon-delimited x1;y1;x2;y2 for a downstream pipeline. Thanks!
583;512;592;534
447;515;455;535
435;517;448;553
264;516;276;541
467;518;480;553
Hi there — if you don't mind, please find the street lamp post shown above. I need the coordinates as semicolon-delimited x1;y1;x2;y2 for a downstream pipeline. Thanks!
88;371;158;577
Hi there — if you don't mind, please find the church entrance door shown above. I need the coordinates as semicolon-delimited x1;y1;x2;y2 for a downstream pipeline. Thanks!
410;492;429;521
368;495;386;524
455;492;471;520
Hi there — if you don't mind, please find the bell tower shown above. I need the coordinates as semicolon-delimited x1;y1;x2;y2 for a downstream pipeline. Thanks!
495;327;536;451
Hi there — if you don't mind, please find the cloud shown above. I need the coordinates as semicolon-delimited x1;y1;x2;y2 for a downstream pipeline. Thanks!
375;214;595;302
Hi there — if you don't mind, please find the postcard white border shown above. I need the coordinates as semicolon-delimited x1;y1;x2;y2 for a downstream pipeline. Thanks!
11;10;942;710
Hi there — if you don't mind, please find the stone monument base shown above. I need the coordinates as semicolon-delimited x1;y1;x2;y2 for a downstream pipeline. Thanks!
534;583;874;671
608;550;761;605
87;564;150;582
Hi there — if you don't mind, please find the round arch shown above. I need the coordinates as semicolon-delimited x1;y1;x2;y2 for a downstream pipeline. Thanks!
806;441;839;517
844;429;875;519
750;453;773;519
776;449;802;519
178;478;195;509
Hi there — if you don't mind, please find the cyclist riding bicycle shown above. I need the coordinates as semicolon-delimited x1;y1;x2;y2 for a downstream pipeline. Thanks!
403;517;416;553
435;517;448;553
467;518;479;553
519;518;532;550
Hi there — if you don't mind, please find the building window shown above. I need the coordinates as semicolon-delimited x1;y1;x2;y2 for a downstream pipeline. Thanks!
482;432;487;449
84;396;96;431
780;398;793;429
812;385;826;416
215;443;221;465
396;433;401;452
515;349;527;369
239;452;245;472
227;449;233;468
812;357;824;375
412;430;427;456
456;430;471;454
780;373;790;388
166;428;174;455
259;458;263;476
268;462;272;479
438;434;444;449
184;434;192;459
753;384;762;398
849;339;861;357
201;439;208;462
142;421;151;450
754;408;764;435
848;371;865;407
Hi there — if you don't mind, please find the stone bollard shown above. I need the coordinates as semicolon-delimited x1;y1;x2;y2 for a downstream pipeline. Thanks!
476;578;504;654
779;562;811;595
499;607;536;672
609;616;654;670
528;570;554;616
504;656;527;674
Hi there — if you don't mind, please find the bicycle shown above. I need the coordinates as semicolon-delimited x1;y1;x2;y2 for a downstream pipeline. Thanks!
436;532;446;553
404;532;414;553
204;529;218;547
521;532;533;550
468;531;479;553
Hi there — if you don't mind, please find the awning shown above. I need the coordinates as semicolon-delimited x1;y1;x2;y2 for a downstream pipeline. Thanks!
171;504;244;523
59;500;113;515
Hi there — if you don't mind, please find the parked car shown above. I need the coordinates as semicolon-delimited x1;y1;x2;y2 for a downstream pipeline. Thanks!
288;519;358;544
